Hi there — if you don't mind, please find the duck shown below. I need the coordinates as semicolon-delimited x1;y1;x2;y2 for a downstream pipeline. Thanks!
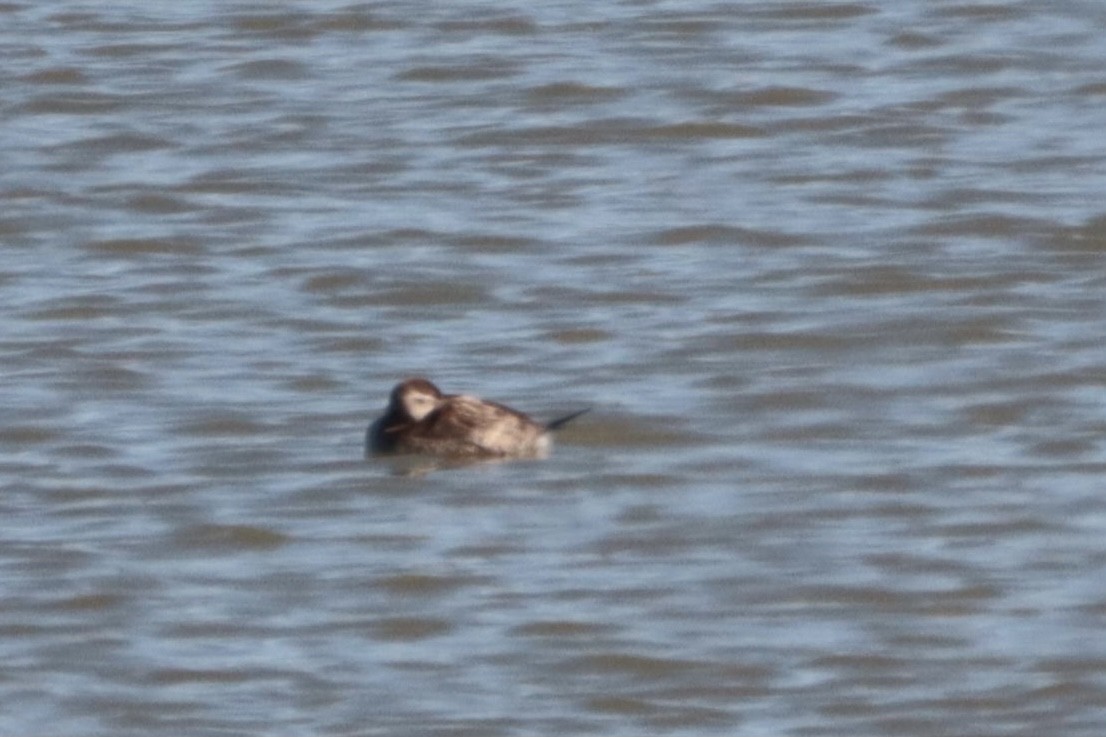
367;377;588;459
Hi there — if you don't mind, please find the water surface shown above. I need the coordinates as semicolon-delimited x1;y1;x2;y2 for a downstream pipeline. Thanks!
3;1;1106;734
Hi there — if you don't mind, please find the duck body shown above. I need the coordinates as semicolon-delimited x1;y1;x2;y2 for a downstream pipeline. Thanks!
367;377;587;459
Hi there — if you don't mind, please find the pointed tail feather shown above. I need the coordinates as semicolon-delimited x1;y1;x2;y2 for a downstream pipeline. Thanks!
545;407;591;431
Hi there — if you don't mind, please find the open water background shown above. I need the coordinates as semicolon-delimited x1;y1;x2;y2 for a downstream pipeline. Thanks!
4;1;1106;734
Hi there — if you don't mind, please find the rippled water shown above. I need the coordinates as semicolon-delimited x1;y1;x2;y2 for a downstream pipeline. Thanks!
4;1;1106;734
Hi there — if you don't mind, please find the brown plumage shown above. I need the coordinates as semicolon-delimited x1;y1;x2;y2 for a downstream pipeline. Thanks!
366;377;588;459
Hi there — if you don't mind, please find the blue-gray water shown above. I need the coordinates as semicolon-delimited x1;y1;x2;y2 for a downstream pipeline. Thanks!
4;1;1106;734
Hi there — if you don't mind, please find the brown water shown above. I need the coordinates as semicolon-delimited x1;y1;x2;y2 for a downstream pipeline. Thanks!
4;1;1106;734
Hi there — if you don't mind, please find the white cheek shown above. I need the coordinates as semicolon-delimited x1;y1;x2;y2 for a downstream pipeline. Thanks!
407;396;437;420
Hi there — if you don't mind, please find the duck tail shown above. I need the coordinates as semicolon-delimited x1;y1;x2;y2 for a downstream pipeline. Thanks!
545;407;591;431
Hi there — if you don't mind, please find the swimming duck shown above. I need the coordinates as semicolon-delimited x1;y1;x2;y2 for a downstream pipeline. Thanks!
367;377;588;458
